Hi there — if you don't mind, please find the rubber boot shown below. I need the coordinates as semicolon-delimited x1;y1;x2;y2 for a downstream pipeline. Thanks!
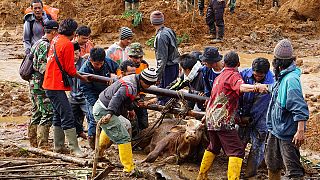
118;143;135;172
227;157;243;180
268;170;281;180
125;2;132;11
28;124;38;147
132;2;139;11
88;135;96;150
64;128;87;158
98;130;112;160
53;126;67;153
197;150;215;180
37;125;51;149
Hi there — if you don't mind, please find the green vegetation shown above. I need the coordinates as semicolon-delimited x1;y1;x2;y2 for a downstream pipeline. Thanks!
145;33;190;48
121;10;142;27
145;36;155;48
177;33;190;45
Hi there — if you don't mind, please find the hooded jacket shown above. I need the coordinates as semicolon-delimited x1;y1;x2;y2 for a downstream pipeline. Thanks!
99;74;140;116
23;12;51;54
266;64;309;141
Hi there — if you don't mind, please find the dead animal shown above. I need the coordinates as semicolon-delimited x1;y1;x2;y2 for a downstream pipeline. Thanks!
134;119;208;164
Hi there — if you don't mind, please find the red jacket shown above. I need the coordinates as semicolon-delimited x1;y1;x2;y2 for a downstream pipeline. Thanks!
43;35;77;91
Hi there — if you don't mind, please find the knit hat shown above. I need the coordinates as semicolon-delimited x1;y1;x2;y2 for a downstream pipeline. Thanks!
128;42;144;56
44;20;59;30
274;39;293;59
119;27;133;40
150;11;164;25
140;68;158;84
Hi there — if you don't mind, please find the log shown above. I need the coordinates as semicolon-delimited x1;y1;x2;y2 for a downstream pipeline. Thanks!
0;142;108;169
78;72;209;103
0;168;63;173
0;158;53;163
140;104;205;119
0;174;68;179
0;163;68;171
94;165;115;180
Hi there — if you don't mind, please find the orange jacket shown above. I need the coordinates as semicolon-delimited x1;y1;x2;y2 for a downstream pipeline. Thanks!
43;35;77;91
135;60;148;74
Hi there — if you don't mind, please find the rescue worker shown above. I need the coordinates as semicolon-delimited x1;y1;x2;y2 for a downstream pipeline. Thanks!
80;47;119;149
69;42;88;140
150;11;180;105
205;0;226;43
265;39;309;180
127;42;149;135
197;51;268;180
23;0;52;55
73;25;94;59
168;54;205;111
106;27;133;65
238;57;274;178
93;68;157;176
28;20;58;148
43;19;89;158
200;47;224;97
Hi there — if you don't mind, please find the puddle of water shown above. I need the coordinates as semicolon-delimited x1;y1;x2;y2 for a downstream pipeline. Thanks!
0;116;29;124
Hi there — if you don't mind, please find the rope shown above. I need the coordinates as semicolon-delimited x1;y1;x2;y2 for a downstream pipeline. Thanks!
132;98;177;148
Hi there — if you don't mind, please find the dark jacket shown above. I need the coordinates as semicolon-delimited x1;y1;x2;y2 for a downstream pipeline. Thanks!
23;12;51;54
79;58;119;106
154;26;180;80
169;70;204;95
69;57;86;104
201;66;222;97
99;74;140;116
239;68;274;133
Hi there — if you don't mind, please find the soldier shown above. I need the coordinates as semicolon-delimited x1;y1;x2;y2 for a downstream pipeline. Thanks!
28;20;59;148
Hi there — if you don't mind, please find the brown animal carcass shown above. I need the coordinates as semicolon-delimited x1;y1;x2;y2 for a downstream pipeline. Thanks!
136;119;208;164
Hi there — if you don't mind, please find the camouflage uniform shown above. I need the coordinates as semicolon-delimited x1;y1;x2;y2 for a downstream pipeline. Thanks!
29;37;53;126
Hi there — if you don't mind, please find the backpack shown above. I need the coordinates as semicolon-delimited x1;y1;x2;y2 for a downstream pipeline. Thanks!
19;38;50;81
19;53;35;81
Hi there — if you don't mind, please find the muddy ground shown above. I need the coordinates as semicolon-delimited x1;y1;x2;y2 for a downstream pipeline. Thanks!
0;0;320;179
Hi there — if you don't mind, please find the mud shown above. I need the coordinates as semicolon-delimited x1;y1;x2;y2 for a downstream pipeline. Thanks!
0;0;320;178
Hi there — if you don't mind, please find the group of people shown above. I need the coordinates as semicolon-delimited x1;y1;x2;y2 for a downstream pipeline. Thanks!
23;0;309;179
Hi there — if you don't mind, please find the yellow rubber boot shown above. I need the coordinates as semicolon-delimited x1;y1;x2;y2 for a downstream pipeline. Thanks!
118;143;135;173
98;130;112;158
197;150;215;180
227;157;243;180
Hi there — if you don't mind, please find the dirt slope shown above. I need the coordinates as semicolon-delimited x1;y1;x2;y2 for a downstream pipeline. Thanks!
0;0;319;56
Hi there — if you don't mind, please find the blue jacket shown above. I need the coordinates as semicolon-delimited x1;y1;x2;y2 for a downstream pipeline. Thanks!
239;68;274;133
201;66;221;97
266;64;309;141
79;58;119;106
